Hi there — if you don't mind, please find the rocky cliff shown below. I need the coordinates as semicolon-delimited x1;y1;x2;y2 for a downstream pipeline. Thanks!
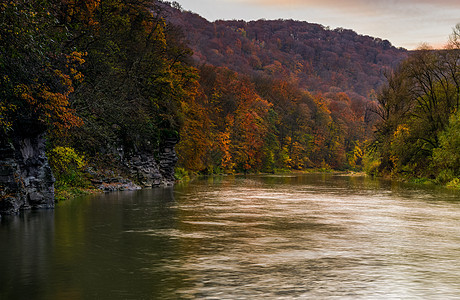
94;138;178;192
0;134;179;216
0;133;55;215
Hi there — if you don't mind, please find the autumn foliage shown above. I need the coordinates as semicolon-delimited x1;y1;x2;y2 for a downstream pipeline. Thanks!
0;0;84;135
163;5;407;173
177;65;370;173
2;0;414;186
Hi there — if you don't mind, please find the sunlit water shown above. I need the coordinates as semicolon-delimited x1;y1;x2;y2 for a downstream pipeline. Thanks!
1;174;460;299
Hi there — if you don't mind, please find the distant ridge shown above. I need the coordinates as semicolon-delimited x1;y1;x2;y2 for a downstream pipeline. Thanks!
163;4;408;99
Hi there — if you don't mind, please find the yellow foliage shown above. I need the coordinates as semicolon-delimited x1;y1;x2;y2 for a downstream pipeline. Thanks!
0;101;16;131
390;124;410;166
393;124;410;140
348;142;364;169
219;117;235;171
50;146;86;170
49;147;87;188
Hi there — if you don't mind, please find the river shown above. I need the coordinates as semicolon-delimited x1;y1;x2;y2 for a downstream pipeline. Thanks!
1;174;460;299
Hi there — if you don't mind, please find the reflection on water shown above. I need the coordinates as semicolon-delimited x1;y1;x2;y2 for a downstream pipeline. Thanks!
1;174;460;299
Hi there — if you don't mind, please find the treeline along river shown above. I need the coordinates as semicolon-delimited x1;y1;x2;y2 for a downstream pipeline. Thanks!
1;174;460;299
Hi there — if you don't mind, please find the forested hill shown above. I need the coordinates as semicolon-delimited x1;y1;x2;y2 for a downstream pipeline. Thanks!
165;6;408;98
0;0;420;214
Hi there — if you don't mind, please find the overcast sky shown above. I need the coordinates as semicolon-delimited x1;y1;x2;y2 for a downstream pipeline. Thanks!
174;0;460;50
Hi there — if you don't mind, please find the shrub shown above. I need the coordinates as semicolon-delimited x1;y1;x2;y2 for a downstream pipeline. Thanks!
363;150;381;176
48;146;89;188
446;178;460;189
174;167;191;182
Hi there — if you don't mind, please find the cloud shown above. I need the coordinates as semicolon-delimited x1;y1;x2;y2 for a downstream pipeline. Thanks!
234;0;460;8
190;0;459;49
230;0;460;25
231;0;460;17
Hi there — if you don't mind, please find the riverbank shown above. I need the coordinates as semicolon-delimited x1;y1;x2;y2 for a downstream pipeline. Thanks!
368;171;460;190
174;167;368;184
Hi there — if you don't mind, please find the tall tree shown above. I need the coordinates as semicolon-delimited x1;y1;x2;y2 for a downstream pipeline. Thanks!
371;25;460;178
56;0;198;156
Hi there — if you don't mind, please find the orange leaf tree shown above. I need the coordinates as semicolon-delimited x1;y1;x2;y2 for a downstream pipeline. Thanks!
0;0;83;138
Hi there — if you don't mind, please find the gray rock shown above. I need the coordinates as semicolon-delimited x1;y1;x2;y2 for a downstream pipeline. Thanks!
121;138;178;188
0;133;54;216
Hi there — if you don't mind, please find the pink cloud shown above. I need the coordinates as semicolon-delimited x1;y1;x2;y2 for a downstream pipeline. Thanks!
239;0;460;7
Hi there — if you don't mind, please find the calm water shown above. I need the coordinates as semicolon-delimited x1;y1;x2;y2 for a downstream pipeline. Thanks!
1;174;460;299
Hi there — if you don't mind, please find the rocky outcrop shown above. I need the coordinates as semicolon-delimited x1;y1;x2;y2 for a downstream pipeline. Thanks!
85;137;179;192
0;134;55;216
0;141;24;215
123;138;178;188
158;138;178;184
124;153;164;187
0;133;179;215
91;175;141;192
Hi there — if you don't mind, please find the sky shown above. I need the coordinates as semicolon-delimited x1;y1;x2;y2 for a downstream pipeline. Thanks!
173;0;460;50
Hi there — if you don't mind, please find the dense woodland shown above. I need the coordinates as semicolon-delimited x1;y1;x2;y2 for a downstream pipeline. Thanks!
370;27;460;187
1;0;459;197
164;4;409;174
1;0;197;195
166;8;407;97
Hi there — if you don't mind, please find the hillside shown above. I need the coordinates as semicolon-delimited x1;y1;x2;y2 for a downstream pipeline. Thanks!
165;7;408;99
1;0;416;215
156;3;413;173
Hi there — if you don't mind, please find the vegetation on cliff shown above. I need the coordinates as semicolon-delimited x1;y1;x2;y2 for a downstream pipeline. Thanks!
1;0;197;200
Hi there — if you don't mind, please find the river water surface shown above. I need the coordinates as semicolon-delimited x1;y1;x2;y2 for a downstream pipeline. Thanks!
1;174;460;299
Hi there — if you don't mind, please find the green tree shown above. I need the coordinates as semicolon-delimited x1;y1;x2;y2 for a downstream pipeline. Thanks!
371;24;460;179
432;111;460;183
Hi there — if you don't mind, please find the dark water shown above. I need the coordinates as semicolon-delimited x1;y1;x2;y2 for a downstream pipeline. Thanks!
1;174;460;299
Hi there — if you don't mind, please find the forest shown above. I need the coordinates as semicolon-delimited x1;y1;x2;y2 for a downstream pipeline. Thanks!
370;27;460;187
1;0;459;202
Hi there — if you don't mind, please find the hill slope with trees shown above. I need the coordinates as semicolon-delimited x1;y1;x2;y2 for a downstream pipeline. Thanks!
1;0;417;214
165;6;408;98
162;4;410;174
